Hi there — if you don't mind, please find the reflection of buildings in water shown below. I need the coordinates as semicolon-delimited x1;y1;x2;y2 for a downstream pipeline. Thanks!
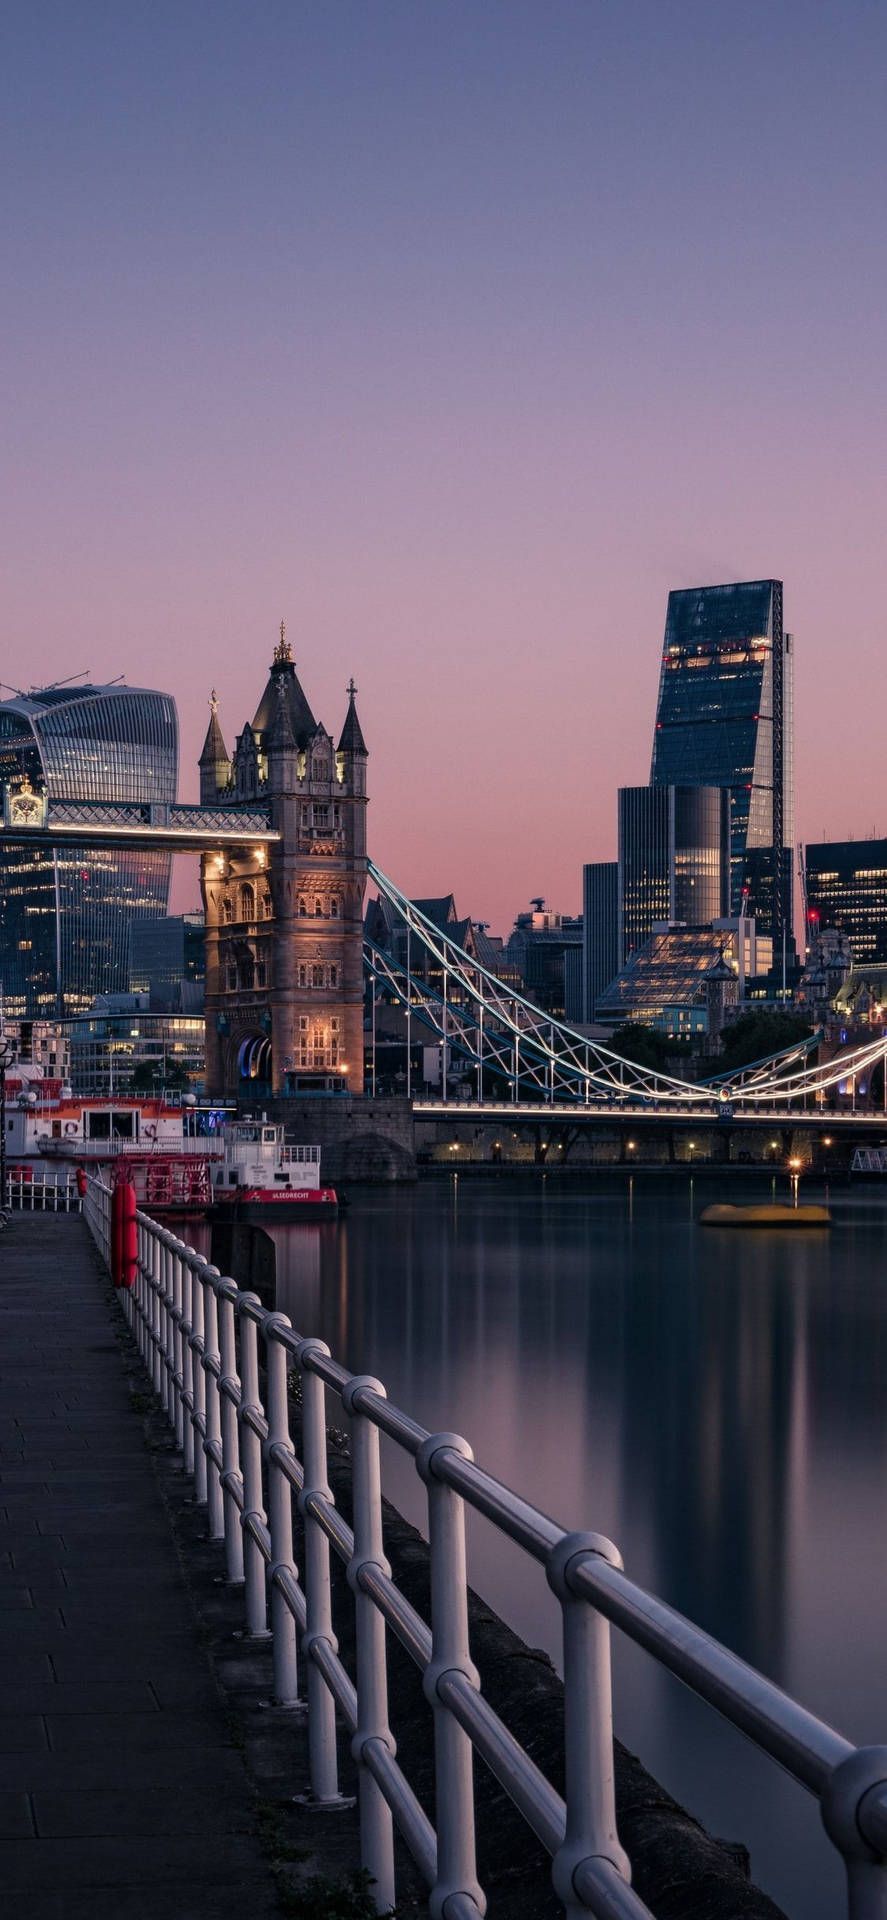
259;1223;325;1336
618;1235;813;1682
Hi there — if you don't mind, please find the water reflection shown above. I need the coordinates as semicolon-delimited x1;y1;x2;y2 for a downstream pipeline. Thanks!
188;1174;887;1920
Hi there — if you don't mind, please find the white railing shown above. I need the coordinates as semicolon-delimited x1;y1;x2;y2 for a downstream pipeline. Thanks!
82;1179;887;1919
3;1173;78;1212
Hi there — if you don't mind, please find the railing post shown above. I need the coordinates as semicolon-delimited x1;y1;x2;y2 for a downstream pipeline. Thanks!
264;1314;299;1705
217;1281;245;1584
203;1269;225;1542
343;1375;396;1914
416;1432;486;1920
190;1259;208;1506
546;1533;631;1918
237;1298;269;1637
161;1235;176;1422
298;1339;343;1804
150;1230;164;1401
822;1746;887;1920
180;1251;195;1476
171;1241;185;1452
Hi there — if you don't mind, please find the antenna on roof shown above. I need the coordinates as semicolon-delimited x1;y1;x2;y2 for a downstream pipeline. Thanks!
37;671;91;692
0;682;26;697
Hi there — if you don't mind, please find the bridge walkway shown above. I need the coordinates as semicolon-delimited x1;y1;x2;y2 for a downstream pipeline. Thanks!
0;1215;279;1920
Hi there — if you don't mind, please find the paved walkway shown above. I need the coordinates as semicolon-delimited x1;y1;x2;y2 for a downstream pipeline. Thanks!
0;1215;278;1920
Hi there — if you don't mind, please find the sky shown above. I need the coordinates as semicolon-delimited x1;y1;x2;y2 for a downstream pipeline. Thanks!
2;1;886;930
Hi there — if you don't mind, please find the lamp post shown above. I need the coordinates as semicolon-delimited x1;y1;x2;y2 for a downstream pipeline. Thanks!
0;1034;14;1213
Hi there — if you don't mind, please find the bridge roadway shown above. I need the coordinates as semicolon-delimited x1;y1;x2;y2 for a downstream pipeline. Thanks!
412;1098;887;1131
0;1215;280;1918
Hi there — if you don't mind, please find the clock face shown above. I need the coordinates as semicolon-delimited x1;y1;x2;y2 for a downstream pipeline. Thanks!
8;790;44;826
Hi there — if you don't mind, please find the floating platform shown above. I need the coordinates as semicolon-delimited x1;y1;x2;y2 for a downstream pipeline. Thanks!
699;1202;832;1229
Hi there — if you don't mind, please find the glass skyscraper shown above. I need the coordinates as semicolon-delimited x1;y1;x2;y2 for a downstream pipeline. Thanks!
0;684;178;1016
618;784;729;961
650;581;794;945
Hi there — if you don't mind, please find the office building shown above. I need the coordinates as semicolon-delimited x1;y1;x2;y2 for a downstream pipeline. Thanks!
505;904;582;1019
651;581;794;945
804;839;887;966
594;917;760;1037
581;863;619;1022
63;995;205;1095
129;912;205;1010
618;784;729;962
0;683;178;1016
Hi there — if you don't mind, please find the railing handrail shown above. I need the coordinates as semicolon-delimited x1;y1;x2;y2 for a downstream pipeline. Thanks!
79;1174;887;1919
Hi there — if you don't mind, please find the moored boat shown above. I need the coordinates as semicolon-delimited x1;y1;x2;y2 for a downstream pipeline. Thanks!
699;1202;831;1229
207;1121;339;1221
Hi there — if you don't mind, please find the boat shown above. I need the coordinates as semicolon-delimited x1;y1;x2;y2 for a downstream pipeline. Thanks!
3;1072;226;1213
699;1202;831;1229
207;1121;339;1221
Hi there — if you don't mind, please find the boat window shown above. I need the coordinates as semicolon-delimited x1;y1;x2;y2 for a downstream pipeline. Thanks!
263;1127;275;1142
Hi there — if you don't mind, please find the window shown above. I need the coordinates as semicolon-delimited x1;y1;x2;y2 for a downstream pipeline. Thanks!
312;965;324;988
313;757;329;783
329;964;338;987
240;883;255;922
298;896;307;917
262;891;272;920
256;961;267;989
241;956;255;991
298;964;307;988
227;965;237;991
330;896;339;918
222;897;233;924
315;898;323;917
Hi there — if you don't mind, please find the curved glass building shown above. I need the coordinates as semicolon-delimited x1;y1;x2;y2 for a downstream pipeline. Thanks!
0;684;178;1015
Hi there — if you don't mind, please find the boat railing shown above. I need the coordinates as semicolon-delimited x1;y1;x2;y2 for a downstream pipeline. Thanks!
4;1173;79;1212
80;1172;887;1920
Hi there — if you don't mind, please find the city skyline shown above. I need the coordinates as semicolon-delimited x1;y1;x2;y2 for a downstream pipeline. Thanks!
3;3;886;929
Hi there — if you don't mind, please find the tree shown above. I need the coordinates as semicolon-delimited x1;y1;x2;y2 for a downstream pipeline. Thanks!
130;1058;191;1094
609;1023;690;1071
717;1011;813;1072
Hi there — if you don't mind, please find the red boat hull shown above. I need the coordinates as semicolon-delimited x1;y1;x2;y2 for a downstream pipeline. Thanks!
208;1186;340;1222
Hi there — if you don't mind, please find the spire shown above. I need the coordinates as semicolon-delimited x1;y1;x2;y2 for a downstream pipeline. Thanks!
337;677;367;755
199;688;229;766
274;619;292;665
267;669;298;751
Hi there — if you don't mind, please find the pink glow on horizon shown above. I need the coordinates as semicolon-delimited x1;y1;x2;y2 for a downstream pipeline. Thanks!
2;3;885;937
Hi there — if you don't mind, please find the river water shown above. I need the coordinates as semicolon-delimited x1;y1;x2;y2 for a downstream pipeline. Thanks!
188;1171;887;1918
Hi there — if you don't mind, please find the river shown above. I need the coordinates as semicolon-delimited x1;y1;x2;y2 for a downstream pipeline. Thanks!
186;1169;887;1918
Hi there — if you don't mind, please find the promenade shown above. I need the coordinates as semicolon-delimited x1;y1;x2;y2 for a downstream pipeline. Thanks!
0;1215;279;1920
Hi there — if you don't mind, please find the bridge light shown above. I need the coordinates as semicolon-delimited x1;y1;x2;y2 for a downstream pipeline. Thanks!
789;1156;801;1171
626;1139;636;1151
822;1136;833;1147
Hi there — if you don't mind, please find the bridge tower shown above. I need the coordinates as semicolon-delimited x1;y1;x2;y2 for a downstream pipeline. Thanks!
199;627;368;1099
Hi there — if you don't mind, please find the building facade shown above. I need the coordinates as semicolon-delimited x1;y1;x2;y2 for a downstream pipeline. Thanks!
0;683;177;1016
199;631;368;1098
650;581;794;945
581;862;619;1022
804;839;887;966
129;912;205;1010
618;784;729;963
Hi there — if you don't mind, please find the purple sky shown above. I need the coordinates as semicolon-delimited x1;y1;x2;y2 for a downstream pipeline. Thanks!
3;2;885;930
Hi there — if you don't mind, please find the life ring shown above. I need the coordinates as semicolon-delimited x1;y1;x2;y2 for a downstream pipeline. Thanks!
64;1121;79;1137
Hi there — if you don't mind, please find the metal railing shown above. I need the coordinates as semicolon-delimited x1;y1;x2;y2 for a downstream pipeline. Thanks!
4;1173;78;1212
82;1179;887;1919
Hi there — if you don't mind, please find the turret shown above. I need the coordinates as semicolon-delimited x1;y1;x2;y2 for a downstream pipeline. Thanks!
337;678;367;794
199;690;230;802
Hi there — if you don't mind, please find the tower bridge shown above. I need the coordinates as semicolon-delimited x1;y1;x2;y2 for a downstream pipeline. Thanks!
3;632;887;1126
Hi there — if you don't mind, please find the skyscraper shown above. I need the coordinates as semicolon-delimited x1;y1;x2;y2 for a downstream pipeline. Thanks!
581;862;618;1021
618;784;729;962
804;839;887;965
650;581;794;946
0;684;178;1016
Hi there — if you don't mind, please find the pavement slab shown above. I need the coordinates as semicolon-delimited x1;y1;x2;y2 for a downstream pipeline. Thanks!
0;1217;280;1918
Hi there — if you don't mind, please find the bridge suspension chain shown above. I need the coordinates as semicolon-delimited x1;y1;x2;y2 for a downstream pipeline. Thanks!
366;863;887;1112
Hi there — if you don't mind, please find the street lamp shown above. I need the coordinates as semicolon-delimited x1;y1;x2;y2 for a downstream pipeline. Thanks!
0;1034;14;1213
